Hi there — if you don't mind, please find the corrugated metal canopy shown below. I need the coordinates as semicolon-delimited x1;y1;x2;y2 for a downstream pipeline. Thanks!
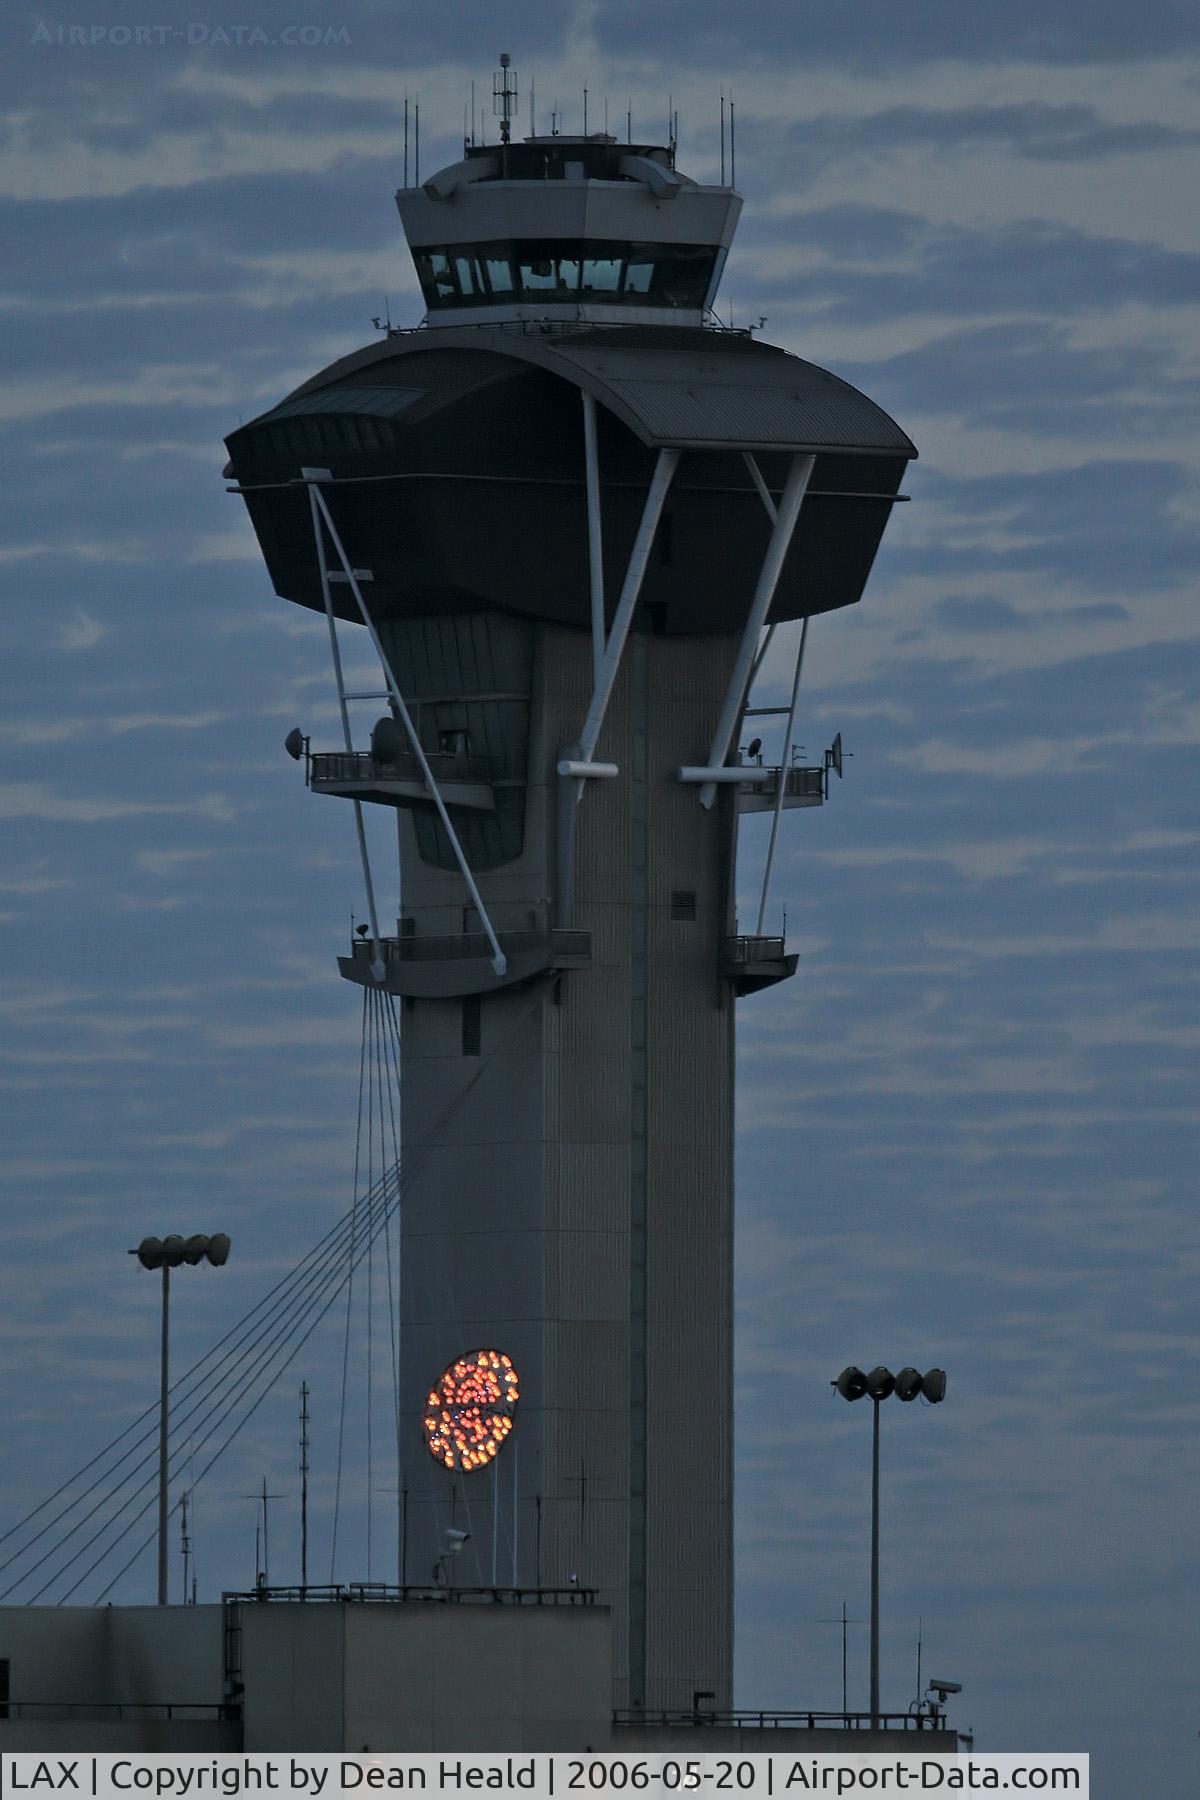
254;326;916;460
535;338;915;455
259;383;425;422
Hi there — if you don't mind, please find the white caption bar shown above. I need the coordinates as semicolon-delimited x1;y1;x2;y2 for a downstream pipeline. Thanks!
1;1753;1088;1799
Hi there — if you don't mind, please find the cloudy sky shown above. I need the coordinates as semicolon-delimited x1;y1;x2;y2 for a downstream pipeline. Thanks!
1;2;1198;1792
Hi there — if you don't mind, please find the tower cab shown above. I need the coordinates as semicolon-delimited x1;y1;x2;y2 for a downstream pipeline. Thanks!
396;133;740;329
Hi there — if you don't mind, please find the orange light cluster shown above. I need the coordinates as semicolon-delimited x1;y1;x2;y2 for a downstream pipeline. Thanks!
422;1349;519;1472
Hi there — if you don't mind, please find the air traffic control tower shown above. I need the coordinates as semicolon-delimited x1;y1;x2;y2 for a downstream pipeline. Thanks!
224;85;915;1714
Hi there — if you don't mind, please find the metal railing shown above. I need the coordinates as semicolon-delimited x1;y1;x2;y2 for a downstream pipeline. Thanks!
222;1583;595;1607
309;750;497;789
741;764;825;800
347;929;589;965
2;1702;229;1721
613;1709;946;1732
723;935;788;963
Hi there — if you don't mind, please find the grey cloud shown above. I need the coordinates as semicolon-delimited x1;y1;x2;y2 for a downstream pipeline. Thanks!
781;102;1200;178
931;594;1033;634
596;0;1200;68
835;319;1200;445
744;215;1200;322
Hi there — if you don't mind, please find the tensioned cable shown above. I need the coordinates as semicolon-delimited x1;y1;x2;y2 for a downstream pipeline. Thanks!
0;1195;382;1572
376;989;403;1483
0;1169;406;1580
0;1176;396;1601
88;1168;404;1606
59;1162;402;1605
330;985;371;1581
12;981;540;1604
25;1169;405;1606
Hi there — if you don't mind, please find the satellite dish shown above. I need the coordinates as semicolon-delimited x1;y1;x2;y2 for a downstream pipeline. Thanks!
894;1367;923;1402
834;1365;867;1401
747;737;762;760
921;1368;947;1404
828;732;843;779
864;1365;895;1401
206;1233;231;1268
371;716;404;766
283;728;305;761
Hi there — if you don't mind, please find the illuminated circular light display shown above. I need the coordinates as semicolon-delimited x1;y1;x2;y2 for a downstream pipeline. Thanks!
422;1349;519;1472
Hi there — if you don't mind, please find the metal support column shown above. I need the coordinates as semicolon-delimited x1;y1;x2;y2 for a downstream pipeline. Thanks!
157;1264;169;1607
307;479;386;985
870;1397;881;1729
755;616;809;934
582;392;606;688
698;453;814;808
306;476;508;977
576;447;678;771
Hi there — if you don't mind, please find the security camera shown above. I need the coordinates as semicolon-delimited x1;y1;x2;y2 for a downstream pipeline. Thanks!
444;1527;469;1553
928;1679;961;1697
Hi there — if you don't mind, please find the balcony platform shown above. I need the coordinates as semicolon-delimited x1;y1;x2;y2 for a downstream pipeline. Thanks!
722;934;799;995
339;929;591;998
736;763;825;813
308;750;498;813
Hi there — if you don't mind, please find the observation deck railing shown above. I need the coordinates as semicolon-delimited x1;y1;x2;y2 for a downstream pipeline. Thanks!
309;749;499;789
614;1708;947;1732
1;1702;230;1721
222;1582;595;1607
341;928;591;998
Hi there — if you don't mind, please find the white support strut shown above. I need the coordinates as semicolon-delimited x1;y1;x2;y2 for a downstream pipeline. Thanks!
697;452;815;808
581;391;606;690
575;447;679;773
306;478;509;978
307;480;387;986
741;451;781;699
755;615;809;936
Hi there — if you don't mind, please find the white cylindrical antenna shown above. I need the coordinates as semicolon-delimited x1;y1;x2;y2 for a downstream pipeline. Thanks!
583;86;588;135
415;100;420;184
403;93;409;188
720;93;726;185
530;73;536;136
627;99;631;144
730;97;736;187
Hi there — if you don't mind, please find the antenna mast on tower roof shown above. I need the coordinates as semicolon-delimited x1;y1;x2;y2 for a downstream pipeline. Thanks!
494;53;517;148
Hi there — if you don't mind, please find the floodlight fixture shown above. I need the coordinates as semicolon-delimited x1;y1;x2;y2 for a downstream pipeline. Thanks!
864;1365;895;1401
131;1230;231;1604
894;1366;923;1402
833;1365;867;1401
831;1361;947;1729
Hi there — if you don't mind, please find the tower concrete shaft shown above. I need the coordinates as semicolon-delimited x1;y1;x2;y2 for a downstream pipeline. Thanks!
395;621;735;1709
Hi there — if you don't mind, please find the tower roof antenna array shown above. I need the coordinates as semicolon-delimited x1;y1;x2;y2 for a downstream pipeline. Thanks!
494;53;517;147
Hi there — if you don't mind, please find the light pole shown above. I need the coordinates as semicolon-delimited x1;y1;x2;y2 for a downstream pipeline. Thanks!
832;1364;946;1728
132;1232;230;1605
